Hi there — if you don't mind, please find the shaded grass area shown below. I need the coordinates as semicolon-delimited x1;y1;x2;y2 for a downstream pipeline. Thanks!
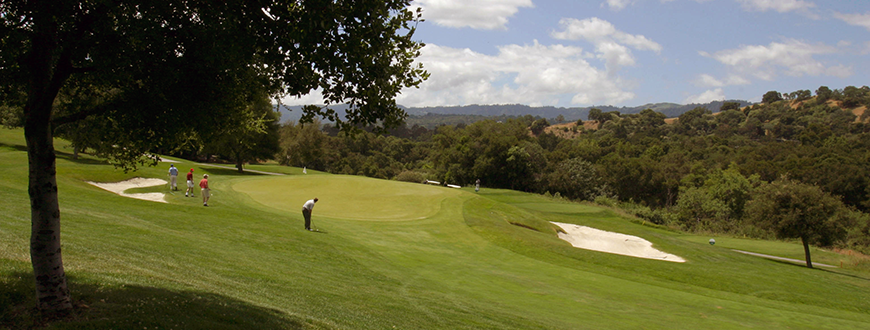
1;262;311;330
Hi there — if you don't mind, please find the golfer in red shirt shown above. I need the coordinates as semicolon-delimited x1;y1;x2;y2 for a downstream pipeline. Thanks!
185;169;195;197
199;174;210;206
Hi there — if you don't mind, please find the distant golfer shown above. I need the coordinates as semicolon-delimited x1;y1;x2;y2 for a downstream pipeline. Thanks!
185;168;195;197
168;164;179;191
200;174;210;206
475;179;480;192
302;198;318;231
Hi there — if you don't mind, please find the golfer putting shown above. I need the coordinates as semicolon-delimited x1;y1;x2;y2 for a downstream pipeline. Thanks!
302;198;318;231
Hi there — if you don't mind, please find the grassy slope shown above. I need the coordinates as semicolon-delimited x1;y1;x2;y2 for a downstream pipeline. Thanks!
2;127;870;329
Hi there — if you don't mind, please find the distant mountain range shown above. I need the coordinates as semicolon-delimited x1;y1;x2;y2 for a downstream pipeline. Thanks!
275;100;754;126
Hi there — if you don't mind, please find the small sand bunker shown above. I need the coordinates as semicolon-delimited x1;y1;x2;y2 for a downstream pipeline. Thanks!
87;177;168;203
552;222;685;263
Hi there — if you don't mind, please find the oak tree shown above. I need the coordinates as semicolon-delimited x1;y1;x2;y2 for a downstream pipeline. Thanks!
745;178;852;268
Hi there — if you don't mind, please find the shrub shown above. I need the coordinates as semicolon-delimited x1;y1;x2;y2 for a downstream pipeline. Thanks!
594;195;618;207
396;170;425;183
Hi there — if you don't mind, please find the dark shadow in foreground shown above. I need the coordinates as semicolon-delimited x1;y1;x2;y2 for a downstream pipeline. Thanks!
1;271;313;330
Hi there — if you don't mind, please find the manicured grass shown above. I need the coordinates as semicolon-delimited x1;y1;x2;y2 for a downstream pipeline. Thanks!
234;175;457;221
2;127;870;329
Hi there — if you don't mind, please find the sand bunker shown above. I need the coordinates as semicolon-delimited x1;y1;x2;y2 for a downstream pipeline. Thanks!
552;222;685;263
87;177;168;203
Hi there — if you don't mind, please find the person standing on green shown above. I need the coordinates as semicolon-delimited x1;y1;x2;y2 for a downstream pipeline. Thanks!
302;198;318;231
168;164;179;191
185;168;195;197
199;174;210;206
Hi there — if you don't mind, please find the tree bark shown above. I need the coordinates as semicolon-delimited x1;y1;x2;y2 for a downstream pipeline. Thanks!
24;10;73;312
801;237;813;269
26;115;72;312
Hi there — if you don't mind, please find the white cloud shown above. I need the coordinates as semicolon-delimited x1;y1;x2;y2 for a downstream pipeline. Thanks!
394;42;636;107
684;88;725;104
602;0;635;11
604;0;714;10
281;89;325;106
552;18;662;52
825;65;853;79
410;0;533;30
696;74;723;87
695;74;750;87
701;39;850;80
736;0;818;18
834;12;870;32
551;18;661;76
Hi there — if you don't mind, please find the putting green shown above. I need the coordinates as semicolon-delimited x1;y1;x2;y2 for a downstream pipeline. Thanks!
233;174;462;221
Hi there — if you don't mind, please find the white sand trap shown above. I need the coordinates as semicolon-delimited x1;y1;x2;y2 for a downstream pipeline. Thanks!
552;222;685;263
87;177;168;203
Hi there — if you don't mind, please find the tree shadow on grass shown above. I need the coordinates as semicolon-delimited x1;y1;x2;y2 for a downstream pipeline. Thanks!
53;150;111;166
1;272;315;330
200;167;271;177
0;143;28;153
757;257;870;280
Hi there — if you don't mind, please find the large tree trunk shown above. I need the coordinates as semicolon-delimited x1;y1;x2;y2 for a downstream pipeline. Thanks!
801;237;813;269
26;116;72;312
24;10;73;313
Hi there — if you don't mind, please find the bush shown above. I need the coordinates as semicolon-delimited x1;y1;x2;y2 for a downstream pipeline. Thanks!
594;195;618;207
629;205;667;225
396;170;425;183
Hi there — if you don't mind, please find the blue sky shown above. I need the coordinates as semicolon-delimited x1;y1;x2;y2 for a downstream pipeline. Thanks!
285;0;870;108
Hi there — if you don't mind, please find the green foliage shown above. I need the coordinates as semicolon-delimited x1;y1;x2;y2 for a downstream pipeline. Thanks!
545;157;608;201
0;105;23;128
720;101;741;112
530;118;550;135
839;85;870;108
675;186;729;231
816;86;833;102
762;90;783;104
784;90;812;102
395;170;426;183
204;94;282;172
745;178;853;267
278;119;332;170
676;107;715;136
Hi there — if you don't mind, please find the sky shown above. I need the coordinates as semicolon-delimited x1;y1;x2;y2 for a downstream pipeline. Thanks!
284;0;870;109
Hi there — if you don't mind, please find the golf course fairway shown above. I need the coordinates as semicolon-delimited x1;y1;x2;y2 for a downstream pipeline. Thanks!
2;128;870;329
233;175;458;221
